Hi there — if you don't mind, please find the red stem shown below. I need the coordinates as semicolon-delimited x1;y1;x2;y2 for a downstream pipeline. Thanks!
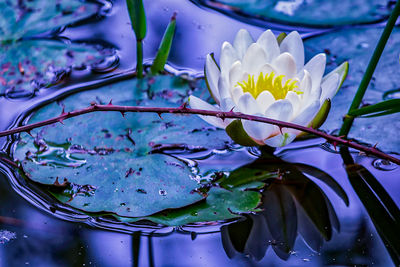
0;104;398;165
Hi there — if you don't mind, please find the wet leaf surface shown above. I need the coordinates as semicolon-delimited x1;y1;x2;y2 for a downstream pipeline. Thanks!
305;27;400;153
0;0;99;41
14;75;254;220
124;187;261;226
0;40;109;97
0;0;111;96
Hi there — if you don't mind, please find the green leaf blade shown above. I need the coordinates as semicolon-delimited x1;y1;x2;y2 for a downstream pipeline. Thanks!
150;14;177;75
126;0;147;41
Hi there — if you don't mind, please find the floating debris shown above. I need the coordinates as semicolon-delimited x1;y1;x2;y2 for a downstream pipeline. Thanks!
0;230;17;244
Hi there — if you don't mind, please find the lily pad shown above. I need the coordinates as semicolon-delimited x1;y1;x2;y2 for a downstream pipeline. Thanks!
305;27;400;153
0;40;110;97
0;0;111;96
14;75;235;219
211;0;392;26
122;187;261;226
0;0;99;41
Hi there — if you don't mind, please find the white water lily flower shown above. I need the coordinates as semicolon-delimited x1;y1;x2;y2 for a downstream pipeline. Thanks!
189;29;348;147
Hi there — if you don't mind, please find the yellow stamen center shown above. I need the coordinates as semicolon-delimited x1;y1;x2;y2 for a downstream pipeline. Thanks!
237;72;301;100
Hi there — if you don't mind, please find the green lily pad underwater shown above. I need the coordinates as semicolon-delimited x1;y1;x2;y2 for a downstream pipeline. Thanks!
212;0;393;27
0;0;113;96
14;74;264;225
305;27;400;153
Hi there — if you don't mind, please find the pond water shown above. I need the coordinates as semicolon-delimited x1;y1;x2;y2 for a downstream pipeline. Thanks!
0;0;399;266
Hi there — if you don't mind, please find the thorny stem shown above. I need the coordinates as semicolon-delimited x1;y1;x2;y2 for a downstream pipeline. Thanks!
339;0;400;137
0;104;398;165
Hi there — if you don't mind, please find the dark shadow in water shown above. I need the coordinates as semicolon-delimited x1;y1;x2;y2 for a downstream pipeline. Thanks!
340;146;400;266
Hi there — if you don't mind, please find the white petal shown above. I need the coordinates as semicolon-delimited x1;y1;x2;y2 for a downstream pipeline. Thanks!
218;76;231;100
220;41;239;74
188;96;228;129
257;63;276;76
229;61;243;88
309;79;322;101
237;92;262;115
243;114;275;141
242;43;267;75
256;90;275;113
205;54;221;104
299;69;312;102
233;29;254;59
272;52;297;78
292;100;320;126
265;99;293;122
256;29;280;63
264;132;296;147
285;91;301;116
279;31;304;72
232;86;244;104
320;73;339;104
220;97;236;112
304;53;326;94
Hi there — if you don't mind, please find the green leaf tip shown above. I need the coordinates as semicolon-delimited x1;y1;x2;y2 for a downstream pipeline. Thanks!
150;13;177;75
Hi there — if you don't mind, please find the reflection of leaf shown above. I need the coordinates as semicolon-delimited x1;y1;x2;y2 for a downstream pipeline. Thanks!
294;163;349;206
222;216;253;254
341;148;400;265
284;174;332;241
0;0;99;41
0;40;109;96
262;184;297;259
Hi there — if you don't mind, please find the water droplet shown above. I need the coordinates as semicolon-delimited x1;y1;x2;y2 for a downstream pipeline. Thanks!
5;88;35;99
372;159;398;171
357;42;370;49
159;189;167;196
91;54;119;73
248;147;261;157
29;142;87;168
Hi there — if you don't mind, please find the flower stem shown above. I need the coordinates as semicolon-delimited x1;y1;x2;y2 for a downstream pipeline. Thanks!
1;104;398;164
339;0;400;137
136;40;144;79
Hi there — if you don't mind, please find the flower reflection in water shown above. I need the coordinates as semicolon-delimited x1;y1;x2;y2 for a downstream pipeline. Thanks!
219;153;349;261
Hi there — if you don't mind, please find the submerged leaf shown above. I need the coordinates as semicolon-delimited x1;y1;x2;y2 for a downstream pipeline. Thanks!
211;0;392;26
